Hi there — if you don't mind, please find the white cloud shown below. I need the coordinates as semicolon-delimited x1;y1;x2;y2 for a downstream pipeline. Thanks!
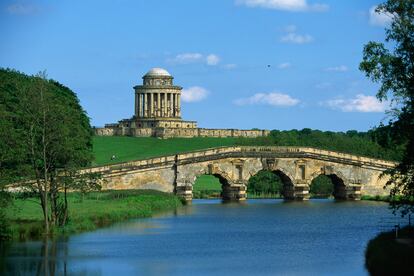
369;5;393;26
181;86;209;102
278;62;291;69
280;25;313;44
236;0;328;12
167;53;220;66
323;94;387;113
234;92;299;107
206;54;220;66
326;65;348;72
6;3;40;15
280;33;313;44
168;53;203;64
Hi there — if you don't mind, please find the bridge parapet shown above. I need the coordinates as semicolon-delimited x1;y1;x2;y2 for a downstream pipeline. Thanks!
84;146;396;175
81;146;396;202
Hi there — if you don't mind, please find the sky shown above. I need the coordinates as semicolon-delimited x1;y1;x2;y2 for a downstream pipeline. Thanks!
0;0;395;131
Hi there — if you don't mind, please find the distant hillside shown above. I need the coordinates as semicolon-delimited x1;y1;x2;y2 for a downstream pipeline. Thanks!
92;128;403;166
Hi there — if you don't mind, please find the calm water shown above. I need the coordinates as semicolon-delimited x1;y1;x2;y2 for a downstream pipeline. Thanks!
1;199;395;276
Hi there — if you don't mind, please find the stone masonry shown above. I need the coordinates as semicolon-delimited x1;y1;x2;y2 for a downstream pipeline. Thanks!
83;146;396;202
94;68;269;138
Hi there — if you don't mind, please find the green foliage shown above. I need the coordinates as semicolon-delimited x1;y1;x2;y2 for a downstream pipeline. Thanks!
359;0;414;216
361;195;390;202
247;170;283;197
310;175;334;198
0;68;94;180
0;68;98;232
5;190;182;241
0;191;12;240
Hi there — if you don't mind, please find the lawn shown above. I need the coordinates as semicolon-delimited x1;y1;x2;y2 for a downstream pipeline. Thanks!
193;175;222;191
93;136;244;165
5;190;182;241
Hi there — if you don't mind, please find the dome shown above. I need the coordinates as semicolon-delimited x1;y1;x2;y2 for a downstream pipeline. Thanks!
144;68;171;77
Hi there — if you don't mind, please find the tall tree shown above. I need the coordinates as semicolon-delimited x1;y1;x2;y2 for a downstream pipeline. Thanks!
0;68;99;234
360;0;414;215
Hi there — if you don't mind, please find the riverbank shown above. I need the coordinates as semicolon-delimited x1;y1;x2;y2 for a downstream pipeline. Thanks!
4;190;182;241
365;226;414;275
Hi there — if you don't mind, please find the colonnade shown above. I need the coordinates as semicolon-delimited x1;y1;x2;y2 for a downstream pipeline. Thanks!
135;92;181;118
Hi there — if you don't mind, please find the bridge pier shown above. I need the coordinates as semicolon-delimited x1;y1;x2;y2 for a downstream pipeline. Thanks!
176;185;193;202
293;184;310;201
222;184;247;201
346;184;362;200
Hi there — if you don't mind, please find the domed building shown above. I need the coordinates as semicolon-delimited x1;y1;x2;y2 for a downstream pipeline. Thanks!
96;68;268;138
133;68;197;129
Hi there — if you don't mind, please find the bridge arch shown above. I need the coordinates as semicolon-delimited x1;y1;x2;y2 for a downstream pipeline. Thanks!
247;168;295;200
309;171;348;200
190;167;240;201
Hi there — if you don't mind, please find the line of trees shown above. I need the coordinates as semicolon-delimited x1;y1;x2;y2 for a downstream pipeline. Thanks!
236;127;404;162
0;69;100;239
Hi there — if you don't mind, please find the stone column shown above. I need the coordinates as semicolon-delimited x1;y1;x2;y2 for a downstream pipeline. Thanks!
136;93;141;117
174;93;178;117
145;93;149;117
150;93;154;117
163;93;167;117
170;93;174;117
134;93;137;117
177;94;181;117
157;93;160;117
139;93;145;117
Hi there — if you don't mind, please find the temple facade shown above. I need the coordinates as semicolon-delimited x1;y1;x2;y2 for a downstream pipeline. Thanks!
95;68;269;138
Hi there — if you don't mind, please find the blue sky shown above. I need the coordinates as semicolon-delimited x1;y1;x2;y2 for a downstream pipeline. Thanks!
0;0;394;131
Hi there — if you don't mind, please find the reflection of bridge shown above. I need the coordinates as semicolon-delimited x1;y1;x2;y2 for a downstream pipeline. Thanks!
87;147;396;201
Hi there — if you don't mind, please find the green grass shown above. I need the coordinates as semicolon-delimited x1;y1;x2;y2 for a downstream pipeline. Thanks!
361;195;390;202
93;136;244;165
193;175;222;199
193;175;222;191
5;190;182;241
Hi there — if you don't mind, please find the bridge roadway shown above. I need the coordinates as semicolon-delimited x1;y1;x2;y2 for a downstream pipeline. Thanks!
85;146;396;201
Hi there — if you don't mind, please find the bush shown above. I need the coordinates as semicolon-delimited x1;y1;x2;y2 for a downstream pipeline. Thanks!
0;191;11;241
247;170;282;196
365;226;414;275
310;175;334;198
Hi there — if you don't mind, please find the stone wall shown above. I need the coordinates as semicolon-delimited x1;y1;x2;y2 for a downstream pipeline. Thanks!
94;126;270;138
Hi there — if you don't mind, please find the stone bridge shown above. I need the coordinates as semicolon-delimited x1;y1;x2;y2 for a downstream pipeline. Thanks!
86;146;396;201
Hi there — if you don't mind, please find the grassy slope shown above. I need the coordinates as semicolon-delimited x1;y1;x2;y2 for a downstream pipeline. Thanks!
6;190;182;241
193;175;221;191
93;136;241;165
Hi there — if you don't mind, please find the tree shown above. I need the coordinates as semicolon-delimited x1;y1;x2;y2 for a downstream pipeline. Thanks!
0;68;100;234
247;170;283;196
360;0;414;216
310;175;334;198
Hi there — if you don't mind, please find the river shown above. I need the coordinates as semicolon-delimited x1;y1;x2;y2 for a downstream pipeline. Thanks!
1;199;396;275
